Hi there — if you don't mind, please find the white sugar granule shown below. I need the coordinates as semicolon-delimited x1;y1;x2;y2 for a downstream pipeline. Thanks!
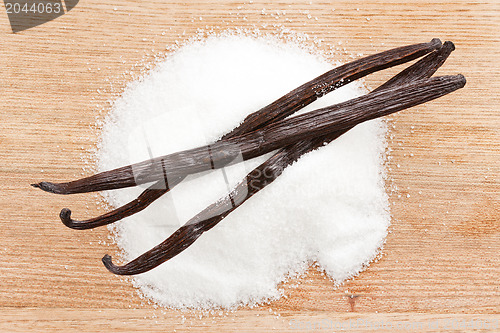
97;33;390;310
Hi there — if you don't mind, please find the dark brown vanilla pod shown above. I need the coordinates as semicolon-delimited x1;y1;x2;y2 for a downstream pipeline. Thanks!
33;39;443;196
103;56;464;274
38;74;465;197
60;41;456;231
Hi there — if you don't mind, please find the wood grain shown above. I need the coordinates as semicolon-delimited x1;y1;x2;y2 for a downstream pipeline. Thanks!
0;0;499;331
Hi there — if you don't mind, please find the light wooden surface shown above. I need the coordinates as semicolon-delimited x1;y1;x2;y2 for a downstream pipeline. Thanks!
1;0;499;331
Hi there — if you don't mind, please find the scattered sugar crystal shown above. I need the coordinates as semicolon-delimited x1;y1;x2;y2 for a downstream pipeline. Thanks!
97;32;390;309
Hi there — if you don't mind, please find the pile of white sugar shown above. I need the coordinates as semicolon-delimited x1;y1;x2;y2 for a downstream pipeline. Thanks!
97;33;390;309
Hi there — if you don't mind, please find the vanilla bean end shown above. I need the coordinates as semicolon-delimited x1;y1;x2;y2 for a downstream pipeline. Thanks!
31;181;66;194
59;208;76;228
456;74;466;88
102;254;125;275
429;38;442;48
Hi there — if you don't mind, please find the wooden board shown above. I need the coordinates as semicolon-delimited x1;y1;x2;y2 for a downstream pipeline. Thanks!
1;0;499;331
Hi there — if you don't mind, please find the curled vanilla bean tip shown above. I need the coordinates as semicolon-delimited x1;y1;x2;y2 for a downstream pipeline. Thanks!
55;184;171;230
102;254;122;274
59;208;75;228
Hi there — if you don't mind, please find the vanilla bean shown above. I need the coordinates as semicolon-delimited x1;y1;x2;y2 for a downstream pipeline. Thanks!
33;39;442;196
103;46;462;275
36;74;464;200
